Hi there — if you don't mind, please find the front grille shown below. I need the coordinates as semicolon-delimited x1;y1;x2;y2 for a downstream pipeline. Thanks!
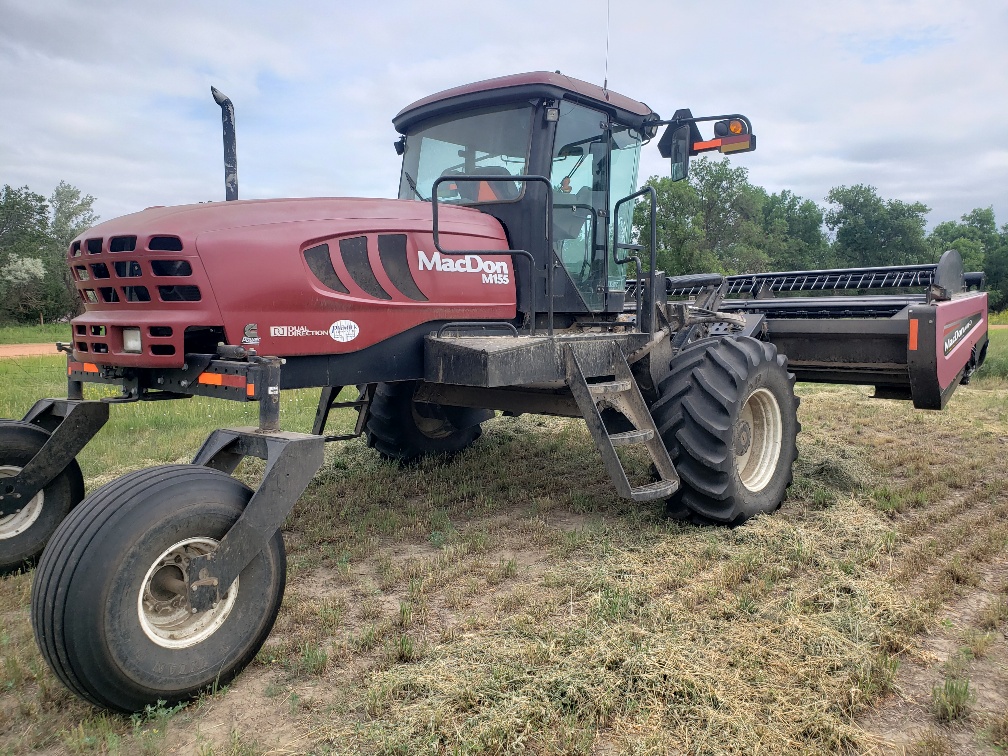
68;234;215;363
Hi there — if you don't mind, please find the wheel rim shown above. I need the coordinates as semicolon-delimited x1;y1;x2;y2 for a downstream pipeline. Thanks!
138;537;238;649
734;388;783;493
0;465;45;540
411;401;455;439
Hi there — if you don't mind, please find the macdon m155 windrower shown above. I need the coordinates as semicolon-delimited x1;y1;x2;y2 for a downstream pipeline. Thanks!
0;72;987;711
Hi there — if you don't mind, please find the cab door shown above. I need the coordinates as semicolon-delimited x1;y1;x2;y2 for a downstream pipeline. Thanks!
550;102;610;312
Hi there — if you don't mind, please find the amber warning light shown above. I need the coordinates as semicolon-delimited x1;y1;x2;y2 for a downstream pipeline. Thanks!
694;119;755;155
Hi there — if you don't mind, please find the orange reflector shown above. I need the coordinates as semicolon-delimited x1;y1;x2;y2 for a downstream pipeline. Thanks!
83;363;99;373
729;120;743;134
693;138;721;152
247;383;255;397
198;372;247;389
908;319;919;351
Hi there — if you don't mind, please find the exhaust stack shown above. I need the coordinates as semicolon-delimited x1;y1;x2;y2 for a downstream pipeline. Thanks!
211;86;238;201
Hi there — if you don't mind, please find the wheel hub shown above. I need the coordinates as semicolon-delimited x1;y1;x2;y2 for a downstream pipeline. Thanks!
137;537;238;649
735;388;783;494
734;421;752;456
0;465;44;540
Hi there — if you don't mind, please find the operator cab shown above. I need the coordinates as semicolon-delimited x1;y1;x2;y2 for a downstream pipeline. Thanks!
393;72;657;320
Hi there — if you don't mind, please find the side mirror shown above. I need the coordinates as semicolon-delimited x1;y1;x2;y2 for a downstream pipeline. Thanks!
669;124;690;182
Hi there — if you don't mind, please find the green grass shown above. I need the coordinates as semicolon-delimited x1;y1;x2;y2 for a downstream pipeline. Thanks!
988;309;1008;326
975;327;1008;381
0;356;327;482
1;340;1008;753
0;322;72;345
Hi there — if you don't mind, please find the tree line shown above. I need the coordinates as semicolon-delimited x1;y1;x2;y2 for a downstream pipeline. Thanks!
0;183;97;324
631;157;1008;310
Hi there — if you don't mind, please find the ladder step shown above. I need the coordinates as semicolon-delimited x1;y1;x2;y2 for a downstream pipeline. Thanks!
588;379;632;397
609;428;654;447
629;479;679;502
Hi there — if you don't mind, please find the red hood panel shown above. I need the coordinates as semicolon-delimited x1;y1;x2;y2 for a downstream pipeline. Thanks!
69;198;516;368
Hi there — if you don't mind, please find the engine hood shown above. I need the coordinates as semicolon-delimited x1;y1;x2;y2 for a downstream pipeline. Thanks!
73;197;502;245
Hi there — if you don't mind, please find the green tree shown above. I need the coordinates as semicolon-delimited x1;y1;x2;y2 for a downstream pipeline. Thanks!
632;156;778;277
926;207;1006;310
0;182;98;323
45;182;98;320
825;184;931;267
759;189;831;271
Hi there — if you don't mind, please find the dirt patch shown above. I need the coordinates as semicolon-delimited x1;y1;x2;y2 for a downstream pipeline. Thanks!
860;558;1008;753
0;343;61;358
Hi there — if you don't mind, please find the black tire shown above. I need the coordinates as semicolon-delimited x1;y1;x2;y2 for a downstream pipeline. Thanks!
0;421;85;573
652;336;800;524
31;465;285;712
365;381;490;464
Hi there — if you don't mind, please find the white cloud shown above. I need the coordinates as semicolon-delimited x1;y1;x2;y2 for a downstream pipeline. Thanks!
1;0;1005;229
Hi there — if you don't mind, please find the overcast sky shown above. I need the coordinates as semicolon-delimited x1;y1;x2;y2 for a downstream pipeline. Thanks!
2;0;1006;230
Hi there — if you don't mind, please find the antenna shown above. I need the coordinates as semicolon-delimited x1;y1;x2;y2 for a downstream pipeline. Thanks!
603;0;610;96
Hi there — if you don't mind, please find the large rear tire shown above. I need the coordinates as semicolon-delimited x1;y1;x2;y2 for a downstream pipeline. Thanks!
365;381;490;464
31;465;285;712
0;421;85;573
652;337;799;524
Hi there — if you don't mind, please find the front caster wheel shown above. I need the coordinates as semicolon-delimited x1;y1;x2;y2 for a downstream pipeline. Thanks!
0;421;85;573
31;465;286;712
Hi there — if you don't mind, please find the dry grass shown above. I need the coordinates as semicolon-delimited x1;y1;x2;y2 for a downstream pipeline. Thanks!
1;351;1007;753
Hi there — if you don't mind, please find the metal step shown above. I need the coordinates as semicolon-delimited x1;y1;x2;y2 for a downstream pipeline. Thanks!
629;480;679;502
609;428;654;447
588;379;632;397
564;342;679;503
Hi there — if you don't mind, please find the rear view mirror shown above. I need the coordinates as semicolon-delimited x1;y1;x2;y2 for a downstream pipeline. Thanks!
669;124;690;182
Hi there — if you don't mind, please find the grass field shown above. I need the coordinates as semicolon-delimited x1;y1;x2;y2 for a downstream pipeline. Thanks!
989;309;1008;326
0;333;1007;754
0;323;72;346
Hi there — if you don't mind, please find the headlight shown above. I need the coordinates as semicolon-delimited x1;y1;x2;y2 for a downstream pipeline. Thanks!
122;327;142;354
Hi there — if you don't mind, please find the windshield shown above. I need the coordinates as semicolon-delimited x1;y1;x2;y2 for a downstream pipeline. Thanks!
398;104;533;204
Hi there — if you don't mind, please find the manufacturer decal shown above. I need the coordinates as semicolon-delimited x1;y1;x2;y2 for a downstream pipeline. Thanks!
418;250;510;285
329;320;359;342
241;323;260;345
270;325;328;337
942;313;982;356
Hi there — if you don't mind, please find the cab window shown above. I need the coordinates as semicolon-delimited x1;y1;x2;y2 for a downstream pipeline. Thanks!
398;105;533;204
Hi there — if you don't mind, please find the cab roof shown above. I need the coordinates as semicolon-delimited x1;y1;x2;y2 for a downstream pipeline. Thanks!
393;71;657;133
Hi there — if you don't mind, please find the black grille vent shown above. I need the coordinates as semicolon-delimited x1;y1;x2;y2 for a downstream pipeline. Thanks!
90;263;110;279
109;236;137;252
123;286;150;302
158;285;201;302
339;236;391;300
114;261;142;277
86;239;102;254
378;234;427;301
100;287;119;303
151;260;192;276
303;244;349;294
149;236;183;252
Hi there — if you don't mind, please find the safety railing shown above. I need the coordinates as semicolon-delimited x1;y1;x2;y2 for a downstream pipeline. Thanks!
431;174;555;336
612;185;657;335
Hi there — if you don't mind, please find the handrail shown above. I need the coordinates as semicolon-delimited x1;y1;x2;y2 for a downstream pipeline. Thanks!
436;321;519;337
613;186;657;335
431;174;555;335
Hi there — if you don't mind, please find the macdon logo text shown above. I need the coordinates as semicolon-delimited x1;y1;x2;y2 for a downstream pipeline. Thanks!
418;250;509;285
943;313;982;356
